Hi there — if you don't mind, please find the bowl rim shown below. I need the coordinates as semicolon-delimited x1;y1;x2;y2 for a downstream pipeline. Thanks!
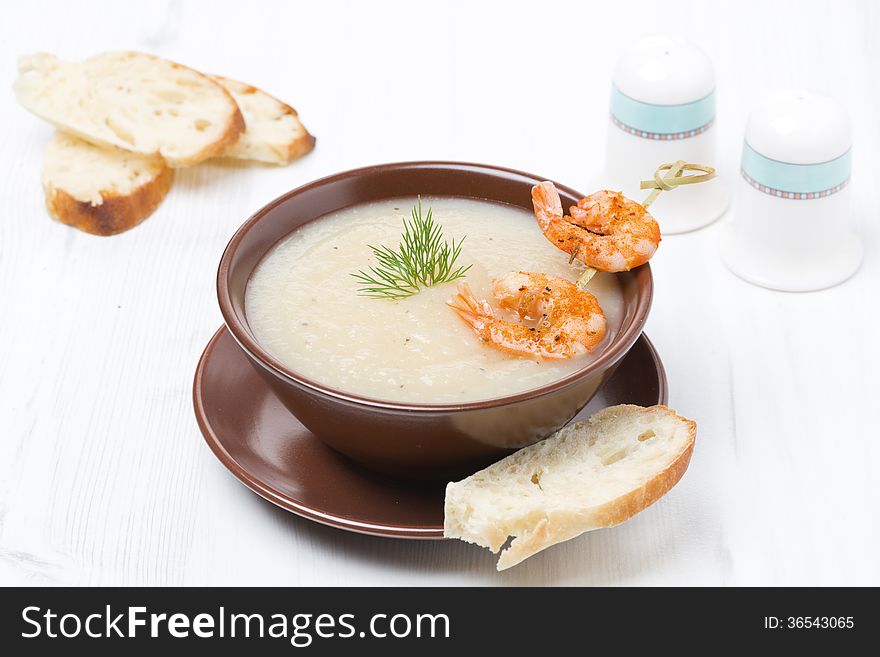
217;160;654;412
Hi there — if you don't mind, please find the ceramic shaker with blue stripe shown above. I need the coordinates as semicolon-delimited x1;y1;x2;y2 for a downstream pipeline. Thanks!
721;90;862;291
605;35;729;233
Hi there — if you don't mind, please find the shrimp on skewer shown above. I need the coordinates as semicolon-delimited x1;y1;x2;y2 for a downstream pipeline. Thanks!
448;272;606;360
531;181;661;272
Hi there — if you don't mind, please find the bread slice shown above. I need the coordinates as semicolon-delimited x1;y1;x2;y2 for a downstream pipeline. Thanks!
15;51;244;167
444;405;696;570
211;75;315;165
41;132;173;236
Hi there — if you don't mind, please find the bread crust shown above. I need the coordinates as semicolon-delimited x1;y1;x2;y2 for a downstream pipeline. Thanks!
284;114;317;162
151;56;245;167
210;74;316;165
45;165;174;236
172;98;245;167
496;405;696;570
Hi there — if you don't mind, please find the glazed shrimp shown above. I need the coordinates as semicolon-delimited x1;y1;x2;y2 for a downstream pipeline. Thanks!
531;181;660;272
447;272;606;360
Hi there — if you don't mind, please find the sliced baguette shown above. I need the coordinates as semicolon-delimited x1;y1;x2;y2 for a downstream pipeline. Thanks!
15;51;244;167
444;405;696;570
211;75;315;165
41;132;173;236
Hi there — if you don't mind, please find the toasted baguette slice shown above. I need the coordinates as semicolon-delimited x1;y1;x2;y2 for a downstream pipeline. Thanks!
15;52;244;167
444;405;696;570
210;75;315;165
42;132;173;236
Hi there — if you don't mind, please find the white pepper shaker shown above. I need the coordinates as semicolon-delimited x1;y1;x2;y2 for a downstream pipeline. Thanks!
605;35;729;233
720;90;862;291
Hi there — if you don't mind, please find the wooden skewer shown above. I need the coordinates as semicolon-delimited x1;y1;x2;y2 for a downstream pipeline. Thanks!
574;161;716;289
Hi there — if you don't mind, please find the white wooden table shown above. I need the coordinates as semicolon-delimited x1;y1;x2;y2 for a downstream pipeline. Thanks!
1;0;877;586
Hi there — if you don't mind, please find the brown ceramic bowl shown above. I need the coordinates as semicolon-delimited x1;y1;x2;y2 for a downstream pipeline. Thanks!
217;162;653;479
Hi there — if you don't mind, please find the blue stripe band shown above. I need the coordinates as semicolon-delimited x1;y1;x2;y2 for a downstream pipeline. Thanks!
740;142;851;194
610;86;716;135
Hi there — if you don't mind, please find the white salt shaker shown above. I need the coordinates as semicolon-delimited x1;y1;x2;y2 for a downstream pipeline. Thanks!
605;35;729;233
720;90;862;291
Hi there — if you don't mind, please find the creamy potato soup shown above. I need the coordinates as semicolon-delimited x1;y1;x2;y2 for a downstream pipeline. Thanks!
245;197;625;403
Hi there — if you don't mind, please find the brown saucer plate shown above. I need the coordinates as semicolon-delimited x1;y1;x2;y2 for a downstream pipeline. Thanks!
193;327;668;539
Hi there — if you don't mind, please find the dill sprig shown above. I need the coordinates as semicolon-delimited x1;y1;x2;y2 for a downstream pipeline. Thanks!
352;197;472;299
